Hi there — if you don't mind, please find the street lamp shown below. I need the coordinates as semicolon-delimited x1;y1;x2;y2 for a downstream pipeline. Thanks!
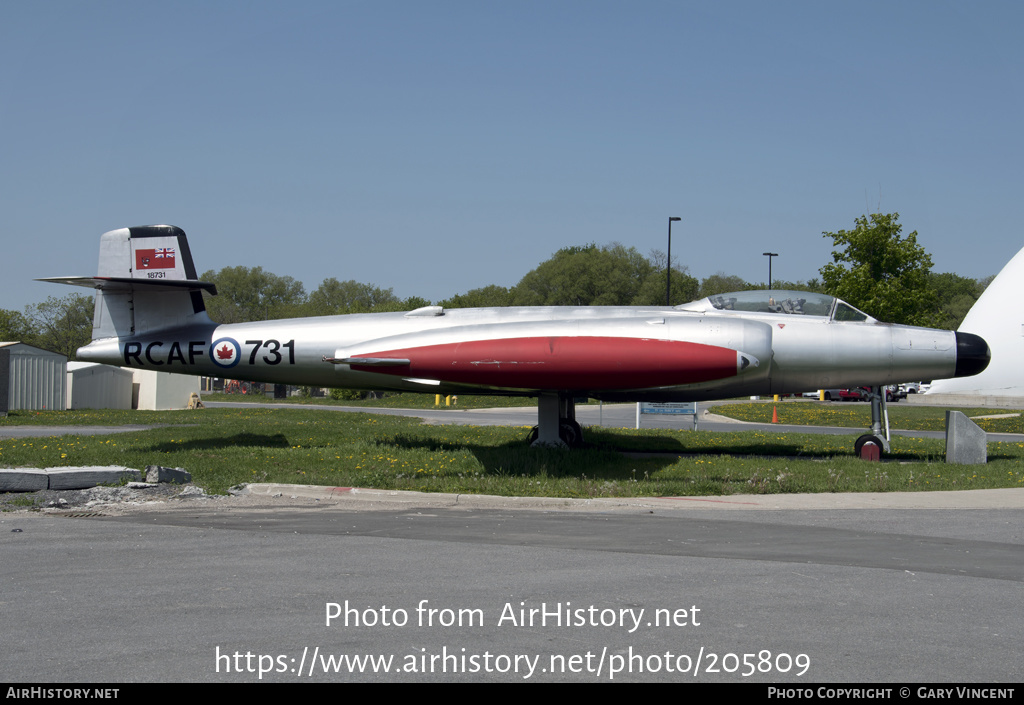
763;252;778;290
667;217;681;305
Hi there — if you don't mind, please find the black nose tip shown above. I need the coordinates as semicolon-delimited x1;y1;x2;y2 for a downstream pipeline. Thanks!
954;332;991;378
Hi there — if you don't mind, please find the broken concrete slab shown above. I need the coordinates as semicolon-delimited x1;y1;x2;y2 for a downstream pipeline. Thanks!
145;465;192;484
946;410;988;465
47;466;143;490
0;469;49;492
0;465;195;492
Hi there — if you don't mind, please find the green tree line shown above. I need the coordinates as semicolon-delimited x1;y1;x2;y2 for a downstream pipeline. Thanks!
0;213;994;358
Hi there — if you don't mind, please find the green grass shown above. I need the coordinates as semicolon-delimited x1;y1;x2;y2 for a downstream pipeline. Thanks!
712;401;1024;434
1;407;1022;498
201;391;542;409
0;408;196;426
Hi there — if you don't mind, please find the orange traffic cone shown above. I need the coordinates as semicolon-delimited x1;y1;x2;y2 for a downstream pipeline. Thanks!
772;406;779;423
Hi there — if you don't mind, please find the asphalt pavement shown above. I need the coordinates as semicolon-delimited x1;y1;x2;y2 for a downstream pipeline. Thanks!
2;401;1022;683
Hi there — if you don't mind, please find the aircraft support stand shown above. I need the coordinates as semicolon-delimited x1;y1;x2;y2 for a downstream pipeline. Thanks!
530;393;584;448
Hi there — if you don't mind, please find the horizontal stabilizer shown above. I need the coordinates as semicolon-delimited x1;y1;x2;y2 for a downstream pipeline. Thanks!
41;225;215;339
37;276;217;295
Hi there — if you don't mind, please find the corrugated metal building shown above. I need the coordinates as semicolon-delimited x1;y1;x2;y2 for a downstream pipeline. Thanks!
67;362;133;410
0;342;67;411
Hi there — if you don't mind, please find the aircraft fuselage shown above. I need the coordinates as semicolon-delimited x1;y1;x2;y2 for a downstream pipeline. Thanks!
75;302;976;402
43;225;991;449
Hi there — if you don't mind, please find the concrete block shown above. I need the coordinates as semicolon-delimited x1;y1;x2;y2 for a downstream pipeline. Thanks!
47;466;143;490
145;465;192;484
0;469;48;492
916;393;1024;408
946;411;987;465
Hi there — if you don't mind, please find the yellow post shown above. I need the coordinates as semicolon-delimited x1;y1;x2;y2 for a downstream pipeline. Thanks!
445;395;451;407
773;394;780;402
819;390;825;401
435;394;441;406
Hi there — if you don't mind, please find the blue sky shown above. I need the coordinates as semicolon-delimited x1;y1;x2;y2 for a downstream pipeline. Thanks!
2;1;1021;311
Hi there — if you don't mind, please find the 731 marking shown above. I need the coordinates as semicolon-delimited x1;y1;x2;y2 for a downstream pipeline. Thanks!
245;339;296;365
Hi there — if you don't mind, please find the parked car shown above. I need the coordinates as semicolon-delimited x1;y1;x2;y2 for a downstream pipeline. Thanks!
801;389;844;401
840;386;904;402
900;382;930;395
839;388;868;401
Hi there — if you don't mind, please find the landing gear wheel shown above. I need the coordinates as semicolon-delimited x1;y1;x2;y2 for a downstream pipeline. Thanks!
527;422;582;447
854;433;885;458
561;420;584;448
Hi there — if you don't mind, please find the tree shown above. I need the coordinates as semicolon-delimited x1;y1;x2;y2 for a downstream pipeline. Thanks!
632;267;699;305
200;266;306;323
512;243;653;306
763;278;826;294
24;294;94;359
306;278;400;315
439;285;515;309
698;273;753;299
0;309;36;344
632;249;700;305
371;295;433;313
927;272;984;330
820;213;936;325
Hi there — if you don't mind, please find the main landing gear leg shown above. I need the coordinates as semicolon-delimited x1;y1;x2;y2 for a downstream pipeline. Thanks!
560;395;584;447
854;385;891;457
529;393;584;448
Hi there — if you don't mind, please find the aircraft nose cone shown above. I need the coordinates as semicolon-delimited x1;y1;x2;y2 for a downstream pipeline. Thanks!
954;332;991;378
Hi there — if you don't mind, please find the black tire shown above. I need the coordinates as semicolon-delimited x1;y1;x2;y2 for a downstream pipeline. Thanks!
558;423;576;447
527;423;581;447
562;420;584;448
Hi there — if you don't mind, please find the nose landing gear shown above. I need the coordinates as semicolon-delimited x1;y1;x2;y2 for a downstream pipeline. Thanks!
855;386;891;458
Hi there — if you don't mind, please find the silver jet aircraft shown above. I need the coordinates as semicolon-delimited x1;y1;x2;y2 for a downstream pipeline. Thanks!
43;225;990;453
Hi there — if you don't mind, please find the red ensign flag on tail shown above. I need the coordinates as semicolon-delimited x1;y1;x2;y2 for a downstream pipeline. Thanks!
135;248;176;270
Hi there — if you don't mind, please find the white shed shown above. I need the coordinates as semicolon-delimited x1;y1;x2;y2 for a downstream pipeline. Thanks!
67;362;133;410
0;342;67;411
131;369;200;410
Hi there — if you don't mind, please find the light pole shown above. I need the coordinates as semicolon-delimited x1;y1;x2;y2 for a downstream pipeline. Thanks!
763;252;778;289
667;217;681;305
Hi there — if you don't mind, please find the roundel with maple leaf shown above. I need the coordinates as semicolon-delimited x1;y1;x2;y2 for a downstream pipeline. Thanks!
210;337;241;368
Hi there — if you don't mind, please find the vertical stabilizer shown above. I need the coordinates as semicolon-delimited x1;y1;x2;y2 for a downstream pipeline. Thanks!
928;245;1024;398
40;225;217;340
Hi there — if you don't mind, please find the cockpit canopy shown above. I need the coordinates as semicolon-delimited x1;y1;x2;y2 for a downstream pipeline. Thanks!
676;290;875;323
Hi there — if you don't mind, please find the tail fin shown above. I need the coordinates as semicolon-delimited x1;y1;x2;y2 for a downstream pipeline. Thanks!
39;225;217;339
